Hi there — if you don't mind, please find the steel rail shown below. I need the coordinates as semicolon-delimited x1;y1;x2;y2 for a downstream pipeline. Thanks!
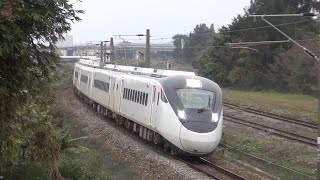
178;157;247;180
219;143;314;179
224;102;317;129
224;115;317;146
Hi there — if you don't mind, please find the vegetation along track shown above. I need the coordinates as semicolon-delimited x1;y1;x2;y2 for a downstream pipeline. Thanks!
224;115;316;146
178;157;247;180
219;143;314;179
223;102;317;129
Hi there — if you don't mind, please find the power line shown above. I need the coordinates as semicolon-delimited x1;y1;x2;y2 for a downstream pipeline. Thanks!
192;20;312;36
133;19;313;40
114;37;319;49
112;19;313;43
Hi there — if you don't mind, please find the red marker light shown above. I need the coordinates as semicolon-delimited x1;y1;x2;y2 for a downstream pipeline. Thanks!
156;86;161;93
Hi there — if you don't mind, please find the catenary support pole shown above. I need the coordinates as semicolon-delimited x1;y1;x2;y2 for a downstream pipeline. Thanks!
100;41;103;68
145;29;150;68
110;37;114;63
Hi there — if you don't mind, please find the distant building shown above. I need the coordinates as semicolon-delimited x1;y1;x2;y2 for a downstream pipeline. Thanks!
57;34;73;47
57;34;74;55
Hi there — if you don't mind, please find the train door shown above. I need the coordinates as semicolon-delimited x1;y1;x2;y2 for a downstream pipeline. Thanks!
109;76;116;109
87;72;92;98
150;85;160;128
113;78;123;112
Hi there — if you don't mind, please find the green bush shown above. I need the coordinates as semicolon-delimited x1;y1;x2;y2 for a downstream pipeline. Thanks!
59;152;109;180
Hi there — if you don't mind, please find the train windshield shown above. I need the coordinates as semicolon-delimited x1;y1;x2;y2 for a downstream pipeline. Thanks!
177;89;215;110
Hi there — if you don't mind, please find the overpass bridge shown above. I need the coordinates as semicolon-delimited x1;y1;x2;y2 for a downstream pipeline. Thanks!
58;42;175;58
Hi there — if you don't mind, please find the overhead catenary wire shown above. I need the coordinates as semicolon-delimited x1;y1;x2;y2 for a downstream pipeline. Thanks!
115;37;319;50
113;19;313;43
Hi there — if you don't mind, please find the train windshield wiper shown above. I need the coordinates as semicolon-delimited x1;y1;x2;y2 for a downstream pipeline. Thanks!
197;107;207;113
197;95;211;113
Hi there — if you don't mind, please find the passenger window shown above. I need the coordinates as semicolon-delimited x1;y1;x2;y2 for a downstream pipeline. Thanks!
126;88;128;99
129;89;132;100
123;88;126;98
132;90;136;102
145;94;148;106
141;93;145;105
116;84;118;90
140;92;143;104
157;92;160;105
127;88;129;98
137;91;140;103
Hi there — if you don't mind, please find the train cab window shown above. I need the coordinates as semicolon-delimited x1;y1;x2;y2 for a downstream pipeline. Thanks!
177;89;215;109
161;90;168;103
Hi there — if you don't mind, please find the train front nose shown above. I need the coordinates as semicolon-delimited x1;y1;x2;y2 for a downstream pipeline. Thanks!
179;122;221;154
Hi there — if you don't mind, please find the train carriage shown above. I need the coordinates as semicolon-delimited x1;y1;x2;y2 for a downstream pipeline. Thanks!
73;57;223;155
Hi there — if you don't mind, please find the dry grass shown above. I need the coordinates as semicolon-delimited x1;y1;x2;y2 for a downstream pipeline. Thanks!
223;88;318;123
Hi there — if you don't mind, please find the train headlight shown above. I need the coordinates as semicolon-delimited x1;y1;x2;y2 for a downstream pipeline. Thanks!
178;110;186;120
211;113;219;123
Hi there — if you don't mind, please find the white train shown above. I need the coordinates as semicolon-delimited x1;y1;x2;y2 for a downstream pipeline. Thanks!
73;57;223;155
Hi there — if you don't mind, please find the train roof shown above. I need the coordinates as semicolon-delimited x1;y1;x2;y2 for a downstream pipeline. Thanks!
76;58;195;77
75;61;219;92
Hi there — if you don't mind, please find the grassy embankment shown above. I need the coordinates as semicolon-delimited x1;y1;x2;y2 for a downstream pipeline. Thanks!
222;88;317;177
223;88;317;123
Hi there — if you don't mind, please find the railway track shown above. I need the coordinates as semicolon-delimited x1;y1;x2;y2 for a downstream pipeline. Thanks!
223;102;317;130
76;89;251;179
219;143;314;179
178;156;247;180
224;115;317;146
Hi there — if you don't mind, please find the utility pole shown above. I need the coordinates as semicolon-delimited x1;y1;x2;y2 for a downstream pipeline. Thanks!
110;37;114;63
103;42;107;64
145;29;150;68
249;13;320;179
113;29;151;66
100;41;103;68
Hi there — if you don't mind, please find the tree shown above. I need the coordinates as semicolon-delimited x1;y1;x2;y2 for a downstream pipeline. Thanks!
198;0;319;92
172;23;215;63
172;34;188;62
0;0;82;178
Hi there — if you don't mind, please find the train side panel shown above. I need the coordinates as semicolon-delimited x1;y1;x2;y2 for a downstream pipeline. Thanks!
119;77;154;128
155;94;183;150
73;66;79;87
91;71;111;109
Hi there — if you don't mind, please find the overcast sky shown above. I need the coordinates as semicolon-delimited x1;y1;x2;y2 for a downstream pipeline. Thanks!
70;0;251;44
